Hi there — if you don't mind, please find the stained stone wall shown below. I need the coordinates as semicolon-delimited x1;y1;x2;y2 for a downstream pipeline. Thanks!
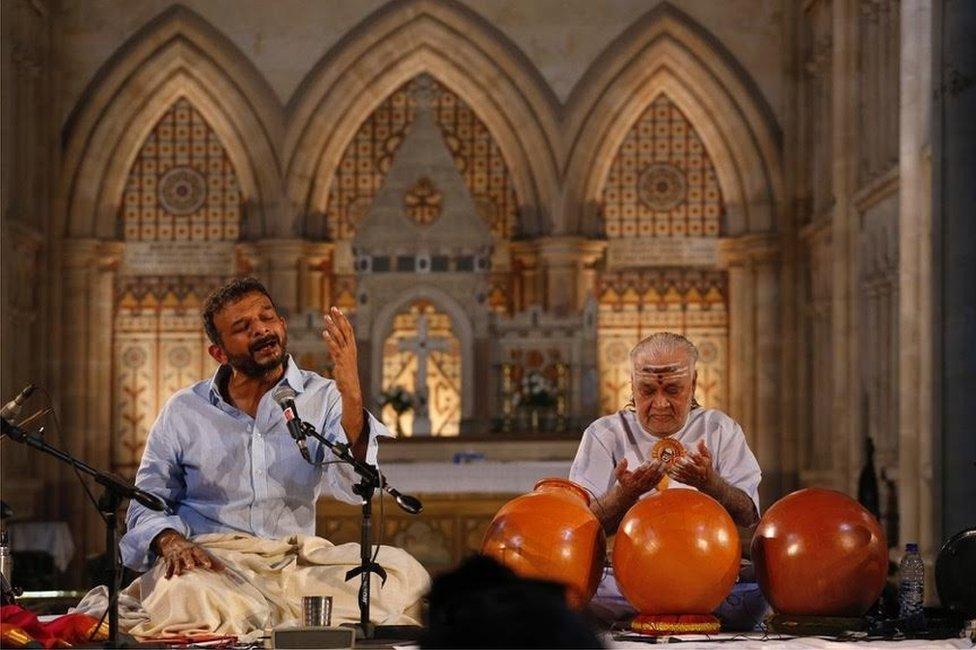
54;0;789;126
0;0;961;590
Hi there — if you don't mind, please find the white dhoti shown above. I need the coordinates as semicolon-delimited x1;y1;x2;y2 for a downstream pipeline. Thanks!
73;533;430;641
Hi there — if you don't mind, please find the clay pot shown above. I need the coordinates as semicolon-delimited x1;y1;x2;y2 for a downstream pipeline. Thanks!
482;478;606;608
751;488;887;617
613;489;740;615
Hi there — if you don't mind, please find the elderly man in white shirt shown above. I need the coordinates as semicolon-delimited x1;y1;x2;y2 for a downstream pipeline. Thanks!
570;332;767;628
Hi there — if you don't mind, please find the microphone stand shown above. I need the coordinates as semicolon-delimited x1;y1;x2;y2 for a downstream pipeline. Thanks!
299;421;422;640
1;417;168;648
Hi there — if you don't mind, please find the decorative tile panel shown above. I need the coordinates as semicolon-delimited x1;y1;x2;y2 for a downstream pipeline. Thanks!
120;98;241;242
596;269;728;414
112;278;223;476
600;95;724;238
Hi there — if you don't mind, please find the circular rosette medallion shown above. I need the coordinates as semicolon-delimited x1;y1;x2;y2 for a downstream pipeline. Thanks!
637;163;687;211
158;166;207;215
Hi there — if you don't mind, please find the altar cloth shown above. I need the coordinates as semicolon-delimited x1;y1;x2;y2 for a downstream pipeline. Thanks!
377;460;572;494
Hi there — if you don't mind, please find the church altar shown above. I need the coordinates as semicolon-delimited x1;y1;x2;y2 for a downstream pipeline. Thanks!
378;460;573;494
317;435;581;574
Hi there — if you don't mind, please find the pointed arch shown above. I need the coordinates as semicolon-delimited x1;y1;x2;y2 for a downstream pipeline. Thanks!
285;0;561;238
562;2;784;236
59;5;283;239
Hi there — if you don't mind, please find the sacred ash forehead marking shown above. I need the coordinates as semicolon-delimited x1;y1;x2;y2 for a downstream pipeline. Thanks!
633;363;692;382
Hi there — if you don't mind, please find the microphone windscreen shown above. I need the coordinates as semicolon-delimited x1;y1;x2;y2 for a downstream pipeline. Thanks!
273;385;297;406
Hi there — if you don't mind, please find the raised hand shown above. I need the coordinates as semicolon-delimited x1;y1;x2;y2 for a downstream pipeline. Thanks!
322;307;362;402
666;438;714;489
614;457;667;498
322;306;366;453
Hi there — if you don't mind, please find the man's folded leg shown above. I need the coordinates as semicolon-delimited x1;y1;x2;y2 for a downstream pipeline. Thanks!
286;536;431;626
128;556;278;638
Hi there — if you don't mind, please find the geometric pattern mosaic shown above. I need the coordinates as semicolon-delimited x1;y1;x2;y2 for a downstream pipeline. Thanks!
596;269;728;415
325;76;519;241
600;94;724;238
120;97;241;241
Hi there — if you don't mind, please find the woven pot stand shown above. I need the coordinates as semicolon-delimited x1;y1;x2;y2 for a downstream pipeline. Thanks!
629;613;721;636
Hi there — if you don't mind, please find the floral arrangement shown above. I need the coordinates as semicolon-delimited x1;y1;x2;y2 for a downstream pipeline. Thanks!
512;371;559;409
379;385;414;414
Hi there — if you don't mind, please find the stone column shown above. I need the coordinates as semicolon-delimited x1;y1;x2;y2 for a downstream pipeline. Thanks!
721;234;782;505
931;0;976;547
58;239;101;565
537;237;606;315
510;242;540;310
831;0;861;495
897;0;936;579
302;243;333;314
754;248;783;500
254;239;306;317
84;242;123;559
0;222;45;516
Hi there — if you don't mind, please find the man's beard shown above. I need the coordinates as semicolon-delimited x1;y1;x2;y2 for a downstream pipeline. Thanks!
225;332;288;378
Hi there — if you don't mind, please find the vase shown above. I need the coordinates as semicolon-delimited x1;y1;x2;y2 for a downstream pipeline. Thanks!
482;478;606;608
751;488;886;616
613;489;740;615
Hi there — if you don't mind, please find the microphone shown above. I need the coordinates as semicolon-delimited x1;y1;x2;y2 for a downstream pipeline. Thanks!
273;386;310;461
0;384;35;421
386;487;423;515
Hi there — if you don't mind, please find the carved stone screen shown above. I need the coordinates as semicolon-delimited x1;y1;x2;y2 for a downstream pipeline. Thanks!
325;76;518;314
325;76;518;241
381;300;462;437
111;98;242;476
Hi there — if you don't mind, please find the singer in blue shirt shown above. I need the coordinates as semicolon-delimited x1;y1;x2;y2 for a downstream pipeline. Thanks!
120;277;392;575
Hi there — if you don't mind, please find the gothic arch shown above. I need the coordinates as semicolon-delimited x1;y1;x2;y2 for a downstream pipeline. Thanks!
59;5;283;240
562;2;784;237
285;0;561;238
369;285;476;422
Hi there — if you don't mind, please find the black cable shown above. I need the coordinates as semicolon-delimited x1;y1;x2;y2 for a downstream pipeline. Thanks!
372;467;385;565
35;387;105;522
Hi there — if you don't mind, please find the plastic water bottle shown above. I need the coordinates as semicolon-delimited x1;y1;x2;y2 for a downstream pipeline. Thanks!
898;543;925;628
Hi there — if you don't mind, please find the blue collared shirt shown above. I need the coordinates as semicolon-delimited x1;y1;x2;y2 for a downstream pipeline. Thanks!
119;357;391;571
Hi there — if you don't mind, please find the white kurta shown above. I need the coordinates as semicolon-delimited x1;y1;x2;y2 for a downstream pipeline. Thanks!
570;407;767;628
569;407;762;514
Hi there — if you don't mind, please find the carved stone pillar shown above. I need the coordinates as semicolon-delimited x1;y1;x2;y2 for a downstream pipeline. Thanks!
536;237;607;315
721;234;782;505
58;239;122;563
929;0;976;556
510;241;540;310
254;239;306;317
302;243;333;313
0;222;45;516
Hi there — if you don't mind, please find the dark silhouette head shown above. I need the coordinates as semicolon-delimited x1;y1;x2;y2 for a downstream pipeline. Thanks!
421;554;602;649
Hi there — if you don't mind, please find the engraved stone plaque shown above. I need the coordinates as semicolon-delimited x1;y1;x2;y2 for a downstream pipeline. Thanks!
606;237;720;269
122;241;235;276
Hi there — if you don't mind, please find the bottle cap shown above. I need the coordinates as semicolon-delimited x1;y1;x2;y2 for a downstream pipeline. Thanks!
905;542;919;552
